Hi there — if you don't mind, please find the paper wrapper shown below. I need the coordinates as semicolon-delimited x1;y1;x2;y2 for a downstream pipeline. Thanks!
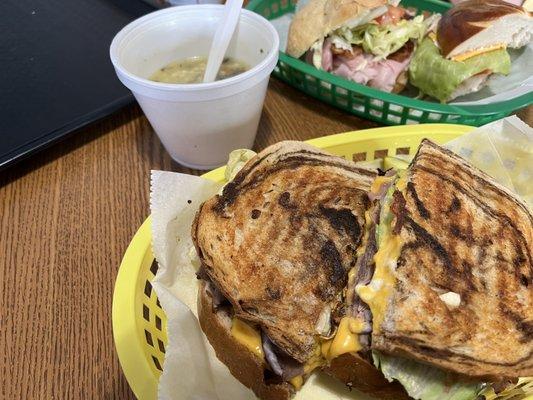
445;116;533;208
150;116;531;400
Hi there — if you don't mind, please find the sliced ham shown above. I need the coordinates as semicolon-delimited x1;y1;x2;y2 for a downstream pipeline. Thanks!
331;48;412;93
368;56;412;93
307;39;414;93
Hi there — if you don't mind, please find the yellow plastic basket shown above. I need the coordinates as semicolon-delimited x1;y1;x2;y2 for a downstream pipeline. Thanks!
112;124;474;400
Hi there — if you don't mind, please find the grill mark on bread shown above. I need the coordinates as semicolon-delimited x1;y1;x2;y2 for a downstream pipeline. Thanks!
402;215;477;295
447;196;461;213
449;223;474;245
406;181;430;220
415;163;533;269
497;266;533;344
320;240;347;288
319;205;362;241
403;216;452;267
266;287;282;300
278;192;294;208
213;151;374;213
500;305;533;344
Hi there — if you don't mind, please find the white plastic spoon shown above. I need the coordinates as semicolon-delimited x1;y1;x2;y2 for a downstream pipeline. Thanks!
203;0;245;83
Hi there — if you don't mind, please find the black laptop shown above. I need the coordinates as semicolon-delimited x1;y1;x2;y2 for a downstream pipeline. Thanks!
0;0;155;170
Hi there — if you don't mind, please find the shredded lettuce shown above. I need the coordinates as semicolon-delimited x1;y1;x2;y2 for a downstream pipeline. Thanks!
374;352;482;400
224;149;257;182
409;38;511;102
335;15;435;59
329;35;352;52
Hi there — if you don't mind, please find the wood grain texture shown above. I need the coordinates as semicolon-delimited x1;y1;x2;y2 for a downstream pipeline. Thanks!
0;78;531;399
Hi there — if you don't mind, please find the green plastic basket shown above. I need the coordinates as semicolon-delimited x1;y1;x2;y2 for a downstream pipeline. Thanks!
246;0;533;126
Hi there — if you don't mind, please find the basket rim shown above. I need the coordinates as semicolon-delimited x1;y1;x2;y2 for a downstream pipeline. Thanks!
113;216;155;400
112;123;475;400
246;0;533;116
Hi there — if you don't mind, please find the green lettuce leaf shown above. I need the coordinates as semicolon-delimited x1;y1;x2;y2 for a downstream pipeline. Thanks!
335;15;432;59
374;352;482;400
225;149;256;182
409;38;511;102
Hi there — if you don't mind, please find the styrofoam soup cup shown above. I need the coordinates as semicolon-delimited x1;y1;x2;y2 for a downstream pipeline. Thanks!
110;5;279;169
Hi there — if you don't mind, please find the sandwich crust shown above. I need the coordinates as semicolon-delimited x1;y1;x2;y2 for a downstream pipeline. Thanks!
198;281;295;400
437;0;531;57
372;139;533;379
287;0;387;58
325;352;410;399
193;141;376;363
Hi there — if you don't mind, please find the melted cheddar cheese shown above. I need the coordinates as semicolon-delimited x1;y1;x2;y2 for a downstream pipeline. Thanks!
451;44;506;62
321;317;365;361
289;375;304;390
356;235;402;332
303;345;325;374
231;318;264;359
370;175;395;194
356;175;405;333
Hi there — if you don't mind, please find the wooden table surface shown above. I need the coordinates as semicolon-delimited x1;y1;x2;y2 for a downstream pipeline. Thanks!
1;78;531;399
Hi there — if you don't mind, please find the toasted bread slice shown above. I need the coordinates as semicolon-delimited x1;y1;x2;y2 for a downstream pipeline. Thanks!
193;141;376;364
198;281;295;400
371;139;533;379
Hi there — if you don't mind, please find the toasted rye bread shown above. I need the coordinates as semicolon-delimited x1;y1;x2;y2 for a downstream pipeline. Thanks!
193;141;376;363
287;0;387;58
373;139;533;379
198;281;295;400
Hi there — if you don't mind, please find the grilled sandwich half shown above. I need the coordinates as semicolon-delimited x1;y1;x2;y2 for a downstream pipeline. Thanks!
348;139;533;398
192;141;409;399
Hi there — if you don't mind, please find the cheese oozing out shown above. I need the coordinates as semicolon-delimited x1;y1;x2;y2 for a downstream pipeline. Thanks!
321;316;366;361
356;174;406;333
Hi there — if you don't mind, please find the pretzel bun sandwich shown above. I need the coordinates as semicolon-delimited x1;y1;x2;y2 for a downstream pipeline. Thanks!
409;0;533;102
